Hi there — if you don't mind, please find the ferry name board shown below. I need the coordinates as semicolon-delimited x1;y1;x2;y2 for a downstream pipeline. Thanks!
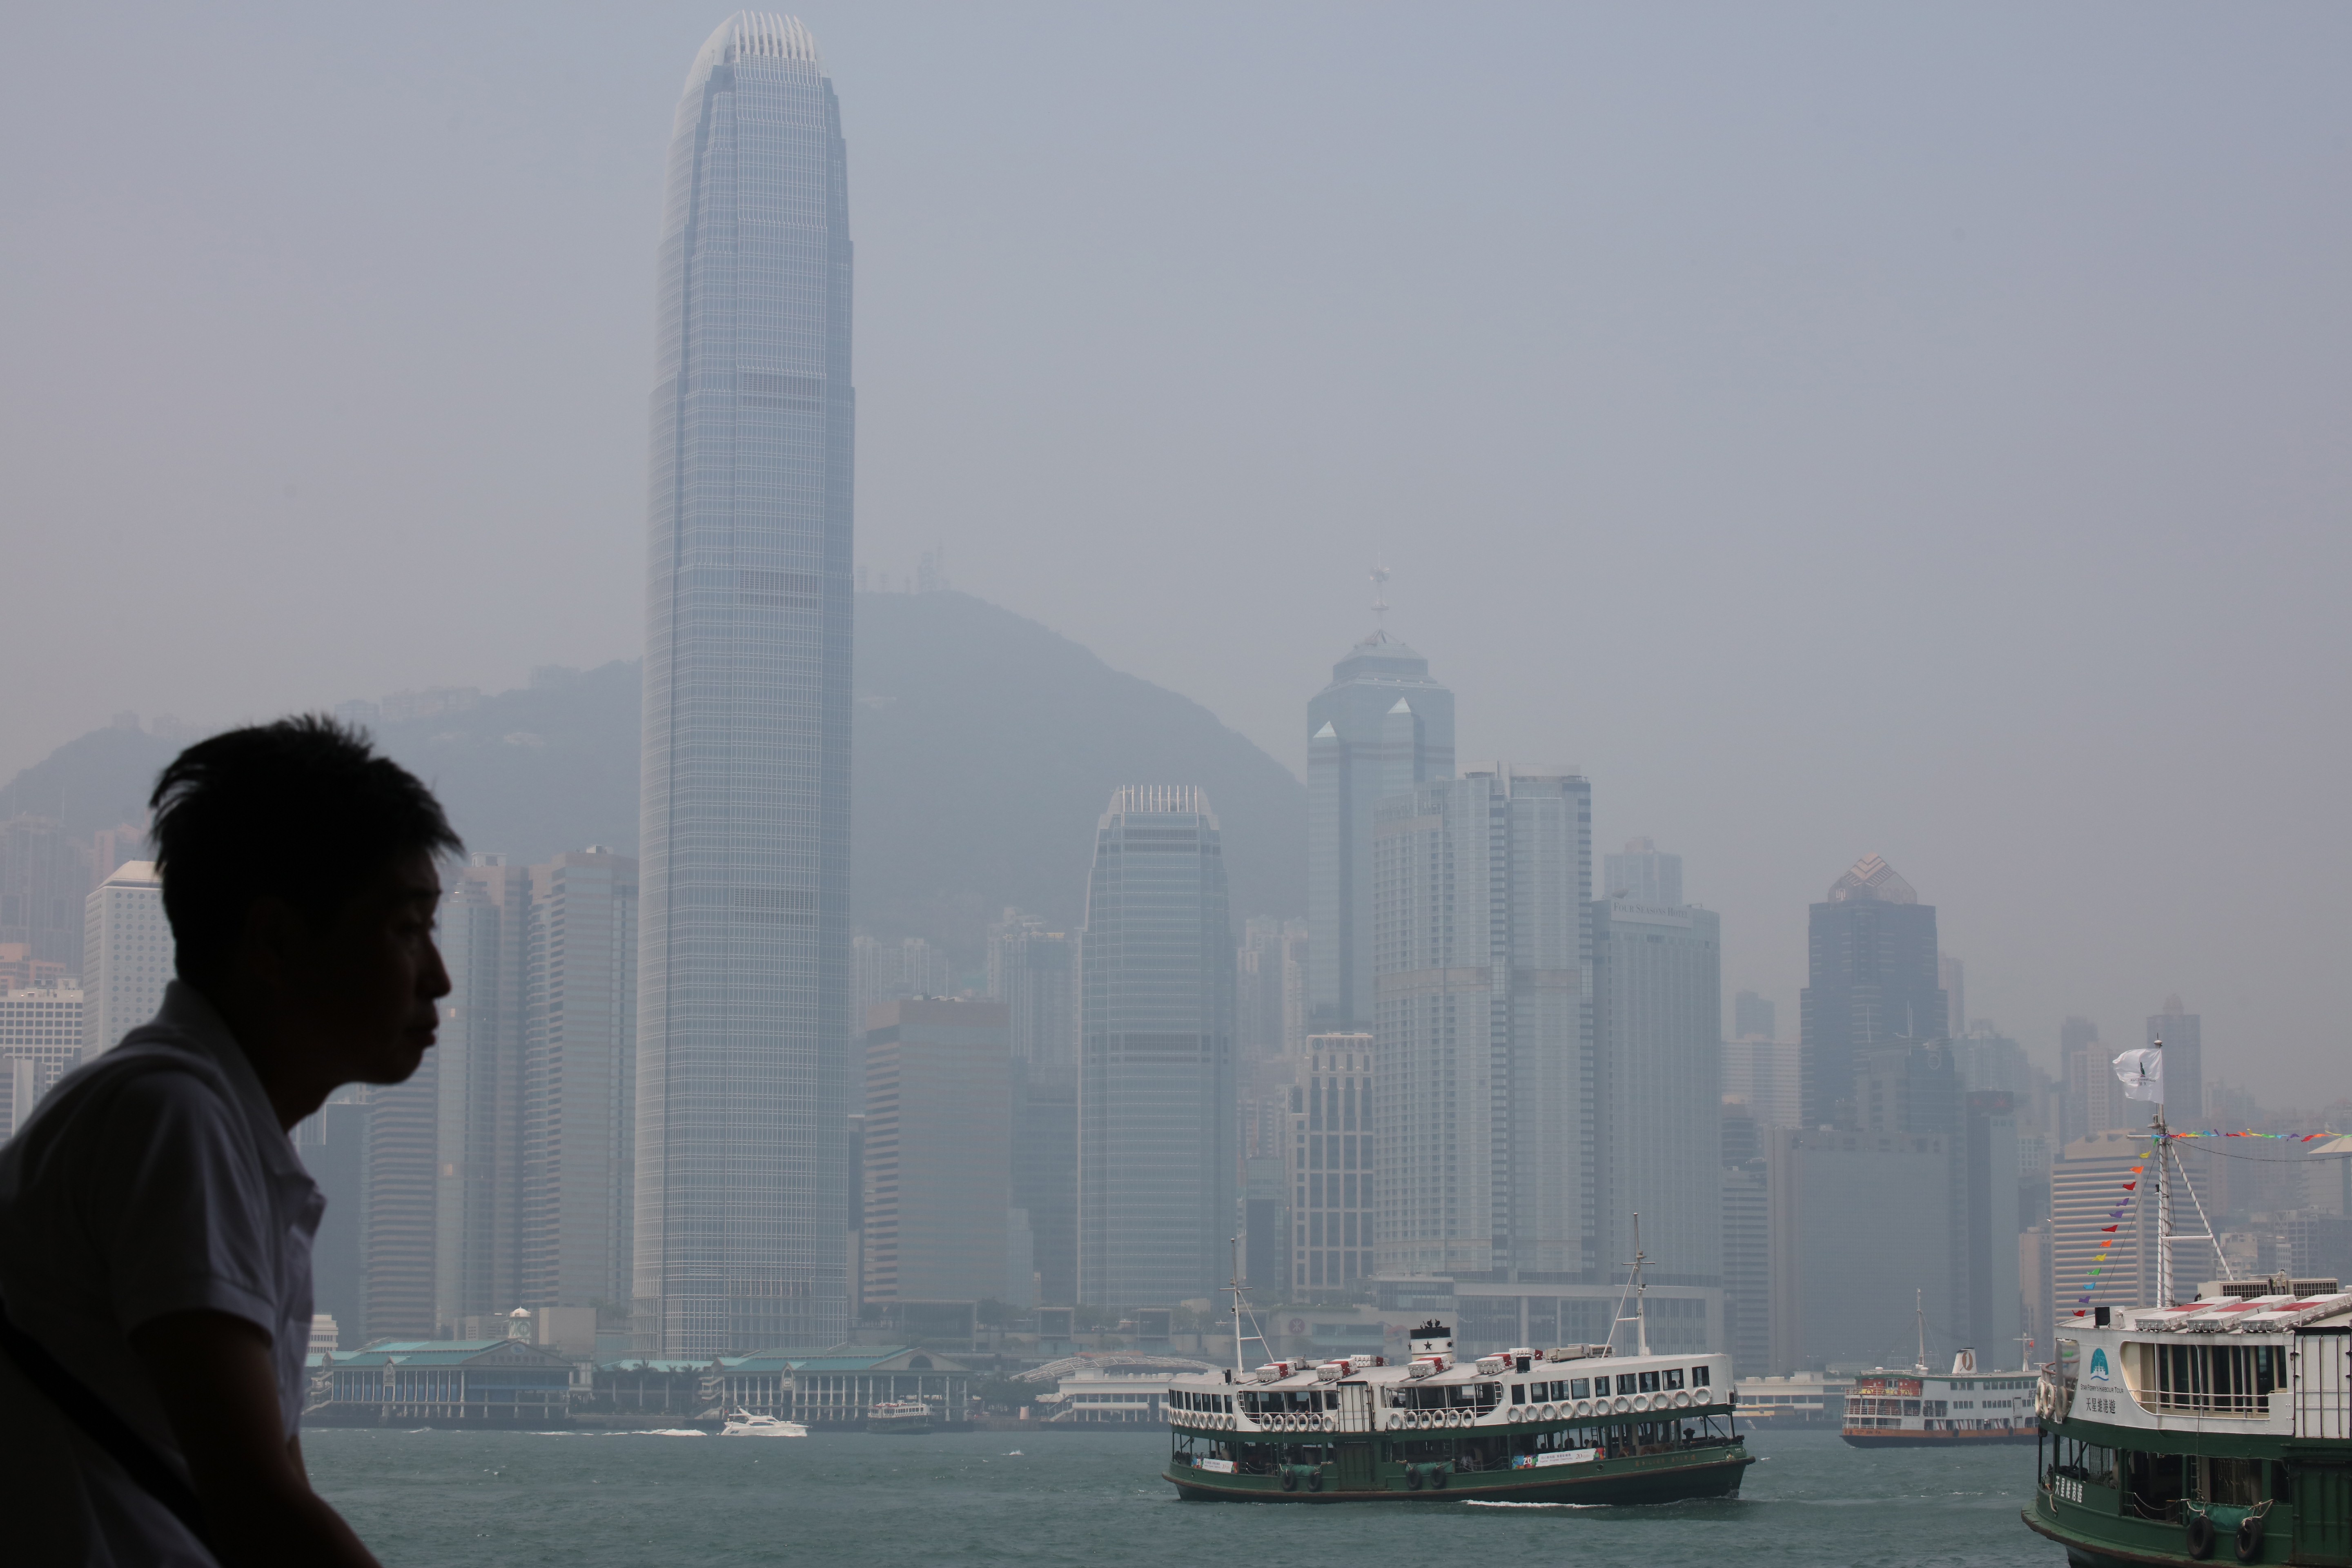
1534;1448;1600;1467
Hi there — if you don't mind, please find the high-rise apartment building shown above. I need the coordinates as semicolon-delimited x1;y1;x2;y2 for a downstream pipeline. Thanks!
855;935;952;1025
81;861;171;1058
1078;787;1235;1307
986;912;1077;1082
1306;633;1453;1031
2051;1130;2162;1325
2060;1017;2135;1142
1602;838;1682;905
521;850;639;1312
1800;855;1947;1131
1719;1098;1769;1376
1238;916;1307;1059
432;856;531;1335
2147;996;2202;1127
860;1000;1017;1306
371;849;639;1344
1287;1033;1373;1294
636;11;857;1356
1940;951;1968;1035
0;985;83;1136
0;815;90;977
1731;989;1775;1044
1373;769;1594;1279
1594;886;1722;1286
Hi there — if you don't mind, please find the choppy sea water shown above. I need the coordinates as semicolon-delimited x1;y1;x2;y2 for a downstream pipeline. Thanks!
304;1424;2059;1568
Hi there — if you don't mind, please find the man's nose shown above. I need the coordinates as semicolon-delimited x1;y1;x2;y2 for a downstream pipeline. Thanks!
421;937;453;1000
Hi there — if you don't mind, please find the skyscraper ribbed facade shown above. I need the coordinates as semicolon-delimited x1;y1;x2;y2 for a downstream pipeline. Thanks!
1077;787;1235;1308
1307;633;1454;1031
1372;769;1595;1279
637;11;855;1355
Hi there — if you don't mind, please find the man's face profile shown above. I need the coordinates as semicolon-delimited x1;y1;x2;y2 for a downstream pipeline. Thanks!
276;851;450;1085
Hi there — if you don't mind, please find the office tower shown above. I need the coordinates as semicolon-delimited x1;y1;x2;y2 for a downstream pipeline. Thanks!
0;815;90;977
433;856;530;1334
81;861;171;1058
1078;787;1235;1307
0;984;82;1136
1603;837;1682;904
1770;1040;2016;1371
521;849;640;1312
1960;1090;2022;1357
1373;769;1594;1279
1951;1023;2033;1102
1799;855;1947;1131
1593;882;1722;1286
861;1000;1017;1305
1732;989;1775;1043
2051;1130;2162;1322
637;11;856;1356
1287;1033;1374;1294
1719;1098;1770;1376
1940;951;1967;1035
1306;633;1454;1030
2147;996;2202;1126
987;911;1078;1303
1237;916;1307;1058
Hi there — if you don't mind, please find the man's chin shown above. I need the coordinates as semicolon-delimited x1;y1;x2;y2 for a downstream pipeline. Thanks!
359;1036;435;1087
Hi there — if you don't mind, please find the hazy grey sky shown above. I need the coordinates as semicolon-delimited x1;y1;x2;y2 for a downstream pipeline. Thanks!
4;3;2348;1101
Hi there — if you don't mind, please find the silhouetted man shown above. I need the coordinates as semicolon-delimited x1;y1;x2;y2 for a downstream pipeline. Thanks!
0;717;458;1566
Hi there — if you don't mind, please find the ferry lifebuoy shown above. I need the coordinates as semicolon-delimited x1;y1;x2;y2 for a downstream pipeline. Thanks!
1575;1399;1592;1417
1674;1391;1692;1409
1632;1394;1649;1412
1321;1414;1336;1432
1540;1403;1556;1420
1613;1396;1631;1414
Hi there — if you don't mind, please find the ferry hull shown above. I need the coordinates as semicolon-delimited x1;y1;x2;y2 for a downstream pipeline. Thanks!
1166;1450;1751;1505
1842;1429;2038;1448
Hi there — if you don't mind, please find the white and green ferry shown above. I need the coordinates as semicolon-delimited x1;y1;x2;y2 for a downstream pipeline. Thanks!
1164;1240;1750;1503
2025;1109;2352;1565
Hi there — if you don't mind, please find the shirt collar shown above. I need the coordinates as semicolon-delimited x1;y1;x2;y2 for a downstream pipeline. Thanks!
153;980;311;1186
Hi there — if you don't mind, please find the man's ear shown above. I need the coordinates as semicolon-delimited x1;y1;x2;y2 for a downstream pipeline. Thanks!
234;895;316;993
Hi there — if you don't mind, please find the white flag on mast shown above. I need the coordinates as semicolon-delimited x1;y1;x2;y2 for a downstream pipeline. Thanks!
2114;1047;2164;1103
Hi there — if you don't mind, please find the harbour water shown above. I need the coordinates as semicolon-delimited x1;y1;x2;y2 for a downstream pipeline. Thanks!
306;1424;2055;1567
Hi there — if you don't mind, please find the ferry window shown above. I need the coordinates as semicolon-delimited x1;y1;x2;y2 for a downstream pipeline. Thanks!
1570;1379;1590;1399
2204;1457;2261;1506
1664;1368;1684;1390
1511;1384;1524;1404
1692;1365;1710;1387
1638;1372;1660;1394
1618;1374;1638;1396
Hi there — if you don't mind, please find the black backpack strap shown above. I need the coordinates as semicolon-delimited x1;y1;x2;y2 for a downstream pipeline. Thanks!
0;1292;220;1557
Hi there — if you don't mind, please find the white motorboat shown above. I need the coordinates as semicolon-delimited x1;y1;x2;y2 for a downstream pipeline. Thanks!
720;1409;808;1437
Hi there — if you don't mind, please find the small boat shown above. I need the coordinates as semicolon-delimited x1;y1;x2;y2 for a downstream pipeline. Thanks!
867;1399;935;1434
720;1409;808;1438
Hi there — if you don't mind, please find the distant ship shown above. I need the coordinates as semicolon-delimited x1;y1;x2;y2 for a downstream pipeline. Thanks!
866;1399;935;1435
1841;1348;2039;1448
1163;1231;1751;1503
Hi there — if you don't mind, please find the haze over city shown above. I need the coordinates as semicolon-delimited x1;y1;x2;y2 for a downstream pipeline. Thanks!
5;0;2349;1102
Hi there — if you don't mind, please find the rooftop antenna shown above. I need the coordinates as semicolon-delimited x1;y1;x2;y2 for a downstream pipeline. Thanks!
1914;1288;1927;1373
1228;1237;1269;1379
1368;562;1391;636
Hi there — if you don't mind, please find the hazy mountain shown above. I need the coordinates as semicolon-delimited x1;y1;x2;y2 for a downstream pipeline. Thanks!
3;591;1305;965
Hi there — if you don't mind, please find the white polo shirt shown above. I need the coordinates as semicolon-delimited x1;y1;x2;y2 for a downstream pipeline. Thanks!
0;981;325;1566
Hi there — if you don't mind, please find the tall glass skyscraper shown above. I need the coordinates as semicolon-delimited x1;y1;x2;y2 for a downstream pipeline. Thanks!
1306;633;1454;1031
636;12;854;1356
1078;788;1236;1308
1798;855;1946;1131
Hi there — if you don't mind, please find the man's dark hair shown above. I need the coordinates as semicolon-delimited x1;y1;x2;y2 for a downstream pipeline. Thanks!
149;716;462;979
